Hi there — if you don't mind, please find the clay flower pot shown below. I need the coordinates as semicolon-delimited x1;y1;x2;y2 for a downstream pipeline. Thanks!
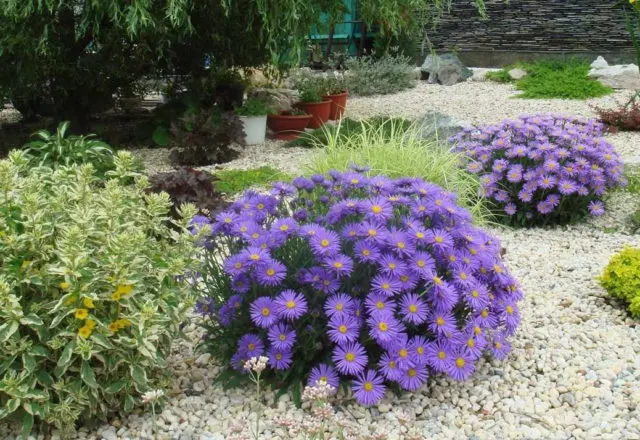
267;113;313;140
296;100;332;129
321;91;348;120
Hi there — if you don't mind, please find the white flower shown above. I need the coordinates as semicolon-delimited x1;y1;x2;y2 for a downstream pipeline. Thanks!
141;389;165;404
244;355;269;374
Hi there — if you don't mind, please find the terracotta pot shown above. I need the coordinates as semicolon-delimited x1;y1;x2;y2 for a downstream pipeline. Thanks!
296;100;332;129
267;113;312;140
321;91;348;120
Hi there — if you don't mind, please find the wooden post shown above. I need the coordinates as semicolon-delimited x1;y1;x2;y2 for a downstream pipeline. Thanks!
358;21;367;57
326;22;335;59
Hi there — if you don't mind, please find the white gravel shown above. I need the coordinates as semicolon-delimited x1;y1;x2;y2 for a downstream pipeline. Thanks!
3;81;640;440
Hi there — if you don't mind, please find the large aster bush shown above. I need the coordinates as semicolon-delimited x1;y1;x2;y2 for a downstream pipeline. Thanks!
451;115;626;226
196;167;523;406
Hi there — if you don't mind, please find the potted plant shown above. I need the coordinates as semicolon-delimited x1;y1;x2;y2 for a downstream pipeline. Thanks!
296;82;332;129
267;108;312;140
236;96;273;145
213;69;246;111
321;75;348;120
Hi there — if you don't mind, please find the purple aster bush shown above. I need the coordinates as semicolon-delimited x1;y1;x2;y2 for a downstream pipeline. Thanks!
451;114;626;225
196;167;523;406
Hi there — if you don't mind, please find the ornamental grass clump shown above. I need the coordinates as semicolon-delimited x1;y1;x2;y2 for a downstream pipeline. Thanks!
196;166;523;406
0;151;201;437
452;115;626;226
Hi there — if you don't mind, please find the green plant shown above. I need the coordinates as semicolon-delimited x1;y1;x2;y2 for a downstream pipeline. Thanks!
148;168;228;217
285;117;413;148
342;53;417;96
236;97;274;117
485;69;513;84
213;166;291;195
625;166;640;194
305;118;491;223
0;150;201;437
23;121;115;176
298;83;324;103
599;247;640;318
631;207;640;232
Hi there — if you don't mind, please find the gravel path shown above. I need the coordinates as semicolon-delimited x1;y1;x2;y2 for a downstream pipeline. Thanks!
3;82;640;440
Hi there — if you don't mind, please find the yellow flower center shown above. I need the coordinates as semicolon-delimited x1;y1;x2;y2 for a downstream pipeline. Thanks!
397;242;405;249
266;269;275;276
279;334;287;341
382;283;390;290
275;353;282;360
334;262;343;269
495;342;502;349
248;343;256;350
449;255;456;262
436;317;445;326
351;178;359;184
280;225;289;231
433;276;442;285
494;265;503;273
409;304;418;313
399;348;408;358
481;309;489;318
321;239;330;247
416;232;425;239
345;352;355;362
364;382;373;391
416;346;424;355
250;254;260;261
362;249;371;256
408;369;416;377
286;300;296;309
417;260;425;268
435;236;444;244
252;233;260;239
506;305;514;314
388;263;396;269
224;217;232;223
261;308;270;316
389;360;396;368
371;205;382;214
339;325;348;333
235;262;243;269
257;203;265;210
335;303;343;311
467;339;475;347
320;375;327;382
368;229;377;237
474;326;482;335
438;351;446;359
471;290;479;298
376;301;384;310
456;358;465;368
435;199;443;206
459;272;467;280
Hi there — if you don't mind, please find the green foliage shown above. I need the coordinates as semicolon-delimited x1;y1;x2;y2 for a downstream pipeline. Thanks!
285;117;413;149
342;53;417;96
0;151;201;436
214;167;291;195
236;97;274;117
305;118;491;223
631;207;640;232
485;69;513;84
599;247;640;318
625;166;640;194
22;121;115;176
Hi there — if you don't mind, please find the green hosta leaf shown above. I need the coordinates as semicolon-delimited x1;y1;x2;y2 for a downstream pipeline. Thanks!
0;321;19;342
22;354;36;373
130;365;148;389
124;394;135;412
104;380;127;394
21;412;34;440
80;361;98;389
20;314;43;326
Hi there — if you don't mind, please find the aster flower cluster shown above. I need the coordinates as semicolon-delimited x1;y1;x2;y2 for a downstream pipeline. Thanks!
451;115;626;225
195;167;522;406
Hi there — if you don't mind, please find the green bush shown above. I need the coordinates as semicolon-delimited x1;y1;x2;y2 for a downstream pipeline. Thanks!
342;53;417;96
305;118;491;223
0;151;201;437
485;59;612;99
285;117;413;149
23;121;115;177
624;166;640;194
599;247;640;318
214;166;291;195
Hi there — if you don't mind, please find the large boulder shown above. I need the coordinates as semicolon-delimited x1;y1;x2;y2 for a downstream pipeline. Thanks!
588;57;640;89
247;88;299;113
420;53;472;86
417;110;472;141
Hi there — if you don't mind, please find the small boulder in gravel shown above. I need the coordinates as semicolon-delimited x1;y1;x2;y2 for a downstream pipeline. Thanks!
420;53;472;86
590;56;609;70
508;68;527;80
588;63;640;89
417;110;471;141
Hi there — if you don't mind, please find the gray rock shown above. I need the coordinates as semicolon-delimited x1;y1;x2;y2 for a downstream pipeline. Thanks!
591;56;609;70
99;427;117;440
508;68;527;80
420;53;472;86
588;64;640;89
417;110;471;141
469;67;503;82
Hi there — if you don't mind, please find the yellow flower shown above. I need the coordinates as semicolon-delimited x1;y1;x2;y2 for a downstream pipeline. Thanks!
82;297;95;309
60;282;71;290
115;284;133;295
78;326;92;339
20;260;32;271
115;318;130;329
74;308;89;320
84;319;97;329
109;322;120;333
64;295;78;306
111;291;122;301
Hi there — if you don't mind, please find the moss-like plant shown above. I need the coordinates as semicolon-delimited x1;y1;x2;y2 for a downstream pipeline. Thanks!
214;166;292;195
599;247;640;318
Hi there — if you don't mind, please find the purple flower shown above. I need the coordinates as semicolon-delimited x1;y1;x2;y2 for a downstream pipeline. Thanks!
332;342;367;375
378;352;403;381
256;259;287;286
238;333;264;358
309;229;341;257
447;349;475;381
410;335;430;366
363;196;393;221
399;365;428;391
324;293;355;318
370;274;402;297
367;312;403;345
268;347;293;370
491;332;512;360
378;253;408;276
425;340;452;373
249;297;278;328
428;312;457;336
267;324;296;350
364;292;396;316
308;364;340;389
274;290;308;320
588;200;605;216
353;241;381;263
352;370;386;406
323;254;354;277
328;315;360;344
399;293;428;324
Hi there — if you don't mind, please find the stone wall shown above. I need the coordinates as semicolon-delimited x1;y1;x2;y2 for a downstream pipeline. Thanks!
427;0;636;67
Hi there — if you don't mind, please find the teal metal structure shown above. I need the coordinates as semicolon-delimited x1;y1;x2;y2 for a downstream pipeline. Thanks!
309;0;371;56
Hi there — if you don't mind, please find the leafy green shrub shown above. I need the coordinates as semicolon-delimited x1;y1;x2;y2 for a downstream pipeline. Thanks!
624;166;640;194
285;117;413;149
306;118;491;223
343;53;417;96
485;69;512;84
214;166;291;195
23;121;114;176
235;97;273;117
0;151;200;437
599;247;640;318
148;168;228;217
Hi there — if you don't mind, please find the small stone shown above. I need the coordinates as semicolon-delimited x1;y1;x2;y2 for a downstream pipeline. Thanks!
560;298;573;308
508;68;527;80
195;353;212;366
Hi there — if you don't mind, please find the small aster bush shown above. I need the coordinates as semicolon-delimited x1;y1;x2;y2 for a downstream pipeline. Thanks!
196;166;523;406
0;151;201;437
599;247;640;318
452;115;626;226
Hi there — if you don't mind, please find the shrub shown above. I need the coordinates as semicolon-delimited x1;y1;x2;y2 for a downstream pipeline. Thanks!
235;97;274;117
195;168;523;407
306;118;491;224
0;151;201;436
148;167;227;217
595;97;640;131
23;121;115;176
342;53;416;96
214;167;292;195
599;247;640;318
452;115;626;226
485;70;512;84
625;166;640;194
